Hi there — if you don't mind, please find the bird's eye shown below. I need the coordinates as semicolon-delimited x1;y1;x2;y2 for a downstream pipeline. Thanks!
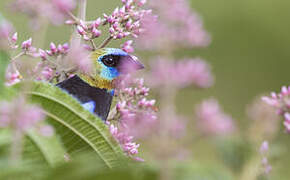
101;55;119;67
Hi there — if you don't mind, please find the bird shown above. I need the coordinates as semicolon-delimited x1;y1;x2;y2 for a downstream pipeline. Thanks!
57;48;144;121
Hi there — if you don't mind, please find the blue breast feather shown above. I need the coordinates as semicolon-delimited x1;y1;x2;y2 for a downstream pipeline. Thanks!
82;101;96;113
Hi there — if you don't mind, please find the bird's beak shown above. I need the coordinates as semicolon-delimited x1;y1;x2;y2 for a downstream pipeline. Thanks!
118;55;145;74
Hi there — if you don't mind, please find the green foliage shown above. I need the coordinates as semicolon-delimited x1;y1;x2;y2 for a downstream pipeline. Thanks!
0;81;128;178
45;154;159;180
214;137;253;173
0;128;66;179
14;81;125;168
172;161;234;180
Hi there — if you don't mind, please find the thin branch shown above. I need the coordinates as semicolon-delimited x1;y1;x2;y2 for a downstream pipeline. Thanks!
90;40;97;50
78;0;87;21
98;36;113;49
67;11;79;23
10;52;24;63
70;0;87;45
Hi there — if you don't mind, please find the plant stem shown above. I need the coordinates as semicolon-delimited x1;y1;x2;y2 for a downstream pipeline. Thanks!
71;0;87;45
78;0;87;21
90;40;97;50
9;128;23;166
98;36;113;49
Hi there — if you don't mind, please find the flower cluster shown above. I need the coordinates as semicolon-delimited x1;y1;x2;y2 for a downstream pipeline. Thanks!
136;0;210;50
45;42;69;58
107;76;157;160
108;122;142;160
111;76;158;139
262;86;290;133
5;31;94;85
0;97;53;137
75;19;102;42
247;97;280;141
195;98;235;136
147;58;214;88
259;141;272;174
10;0;76;26
104;0;151;39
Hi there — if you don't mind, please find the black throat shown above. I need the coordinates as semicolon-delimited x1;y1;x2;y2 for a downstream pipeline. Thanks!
56;75;113;121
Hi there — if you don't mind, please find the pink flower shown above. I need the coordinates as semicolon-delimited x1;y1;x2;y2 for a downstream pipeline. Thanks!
0;97;52;135
259;141;272;175
51;0;76;14
262;86;290;133
121;40;134;53
114;76;158;139
63;42;92;74
107;122;141;158
195;98;235;136
136;0;210;50
5;67;22;86
21;38;32;50
260;141;269;154
104;0;151;39
147;58;214;88
10;0;76;26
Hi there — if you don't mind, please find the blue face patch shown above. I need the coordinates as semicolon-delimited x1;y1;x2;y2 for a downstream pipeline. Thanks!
105;48;128;56
100;66;119;80
97;48;128;80
82;101;96;113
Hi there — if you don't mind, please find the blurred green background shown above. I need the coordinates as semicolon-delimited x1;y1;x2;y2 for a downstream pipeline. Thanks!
1;0;290;179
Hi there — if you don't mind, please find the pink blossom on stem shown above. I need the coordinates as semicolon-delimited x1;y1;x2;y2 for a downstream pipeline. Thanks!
10;0;76;26
114;76;158;139
0;97;52;136
121;40;134;53
63;42;92;74
51;0;76;14
35;66;54;81
21;38;32;50
45;42;69;56
136;0;210;50
259;141;272;175
21;38;38;55
195;98;235;136
260;141;269;154
107;122;142;160
11;32;18;43
5;68;22;86
262;86;290;133
104;0;152;39
147;58;214;88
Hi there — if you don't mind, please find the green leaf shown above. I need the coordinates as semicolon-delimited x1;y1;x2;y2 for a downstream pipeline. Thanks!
0;128;66;166
15;81;125;168
46;155;159;180
24;129;66;167
0;128;66;179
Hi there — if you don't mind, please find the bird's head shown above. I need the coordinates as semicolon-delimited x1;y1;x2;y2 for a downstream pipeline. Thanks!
79;48;144;90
